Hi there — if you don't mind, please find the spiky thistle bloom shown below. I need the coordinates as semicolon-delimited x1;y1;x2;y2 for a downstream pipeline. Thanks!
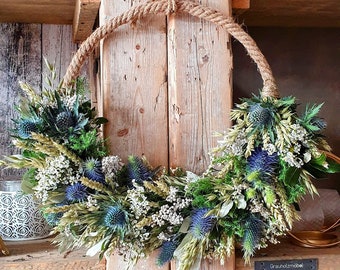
247;147;278;182
56;110;76;132
157;239;179;266
248;104;273;128
189;208;215;239
103;206;128;231
242;214;265;262
16;119;41;139
65;182;88;202
127;156;155;185
44;211;63;227
83;158;105;183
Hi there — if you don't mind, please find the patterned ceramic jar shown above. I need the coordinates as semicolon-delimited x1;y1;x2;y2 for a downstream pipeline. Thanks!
0;180;50;241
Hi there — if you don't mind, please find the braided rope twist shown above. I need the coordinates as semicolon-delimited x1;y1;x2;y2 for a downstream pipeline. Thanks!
63;0;279;98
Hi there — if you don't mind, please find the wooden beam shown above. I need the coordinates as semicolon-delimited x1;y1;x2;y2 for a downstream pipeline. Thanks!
73;0;101;43
232;0;250;9
0;1;75;24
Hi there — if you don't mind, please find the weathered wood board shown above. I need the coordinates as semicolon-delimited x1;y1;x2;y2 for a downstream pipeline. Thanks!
168;0;233;173
0;23;41;179
100;0;169;167
0;24;77;179
103;0;233;269
0;237;105;270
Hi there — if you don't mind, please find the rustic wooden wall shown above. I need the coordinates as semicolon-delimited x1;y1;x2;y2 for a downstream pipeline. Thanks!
0;24;77;180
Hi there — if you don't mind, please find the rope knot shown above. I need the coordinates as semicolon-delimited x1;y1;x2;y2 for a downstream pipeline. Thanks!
166;0;177;14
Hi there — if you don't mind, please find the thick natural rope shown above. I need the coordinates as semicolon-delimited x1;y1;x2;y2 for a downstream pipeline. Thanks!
63;0;279;98
166;0;177;13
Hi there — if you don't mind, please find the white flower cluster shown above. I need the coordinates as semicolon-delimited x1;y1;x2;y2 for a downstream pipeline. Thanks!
276;123;314;168
219;128;248;156
34;155;79;202
61;95;78;110
102;155;124;179
86;195;98;210
118;226;150;261
151;188;191;227
127;183;151;219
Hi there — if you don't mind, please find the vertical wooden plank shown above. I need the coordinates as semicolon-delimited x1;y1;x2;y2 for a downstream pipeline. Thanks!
168;0;233;174
100;0;168;165
41;25;78;83
100;1;168;269
168;1;235;267
0;23;42;180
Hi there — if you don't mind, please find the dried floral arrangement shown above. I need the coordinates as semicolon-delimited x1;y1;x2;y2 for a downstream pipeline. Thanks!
1;1;340;270
1;62;339;270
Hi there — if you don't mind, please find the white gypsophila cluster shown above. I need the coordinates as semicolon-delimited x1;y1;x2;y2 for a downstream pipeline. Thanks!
102;155;124;179
86;195;98;209
282;151;304;168
278;123;312;168
157;232;171;241
61;95;78;110
118;227;150;260
249;199;271;219
166;186;178;202
127;183;151;219
184;171;200;191
151;204;184;226
40;96;57;112
34;155;79;202
263;143;276;155
220;128;248;156
152;187;191;226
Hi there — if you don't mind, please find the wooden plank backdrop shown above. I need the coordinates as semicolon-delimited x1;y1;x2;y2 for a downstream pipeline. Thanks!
0;24;77;181
102;0;234;269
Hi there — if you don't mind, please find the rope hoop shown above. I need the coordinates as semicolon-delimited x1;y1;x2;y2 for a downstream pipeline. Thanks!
63;0;279;98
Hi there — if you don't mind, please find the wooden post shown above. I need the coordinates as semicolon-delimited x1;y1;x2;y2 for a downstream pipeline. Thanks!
168;0;233;174
100;0;168;166
100;1;168;268
101;0;235;269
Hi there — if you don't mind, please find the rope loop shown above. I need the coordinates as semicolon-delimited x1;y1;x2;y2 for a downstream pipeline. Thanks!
64;0;279;98
166;0;177;14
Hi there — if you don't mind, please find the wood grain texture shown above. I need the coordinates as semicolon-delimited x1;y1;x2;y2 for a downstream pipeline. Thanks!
100;0;168;166
237;0;340;27
170;252;235;270
235;236;340;270
0;238;105;270
107;252;170;270
73;0;101;43
0;23;41;180
168;0;233;174
0;0;76;24
42;25;78;83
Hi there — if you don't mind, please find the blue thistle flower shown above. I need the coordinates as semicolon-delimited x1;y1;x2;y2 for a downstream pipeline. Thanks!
156;240;179;266
65;182;88;202
103;206;128;231
248;104;272;128
189;208;215;239
45;212;63;227
127;156;155;185
17;119;40;139
83;158;105;183
242;215;265;260
310;117;327;131
56;111;76;132
247;147;278;182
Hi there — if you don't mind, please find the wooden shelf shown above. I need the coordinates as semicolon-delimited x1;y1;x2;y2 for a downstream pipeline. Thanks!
0;237;105;270
236;234;340;270
236;0;340;27
0;0;100;42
